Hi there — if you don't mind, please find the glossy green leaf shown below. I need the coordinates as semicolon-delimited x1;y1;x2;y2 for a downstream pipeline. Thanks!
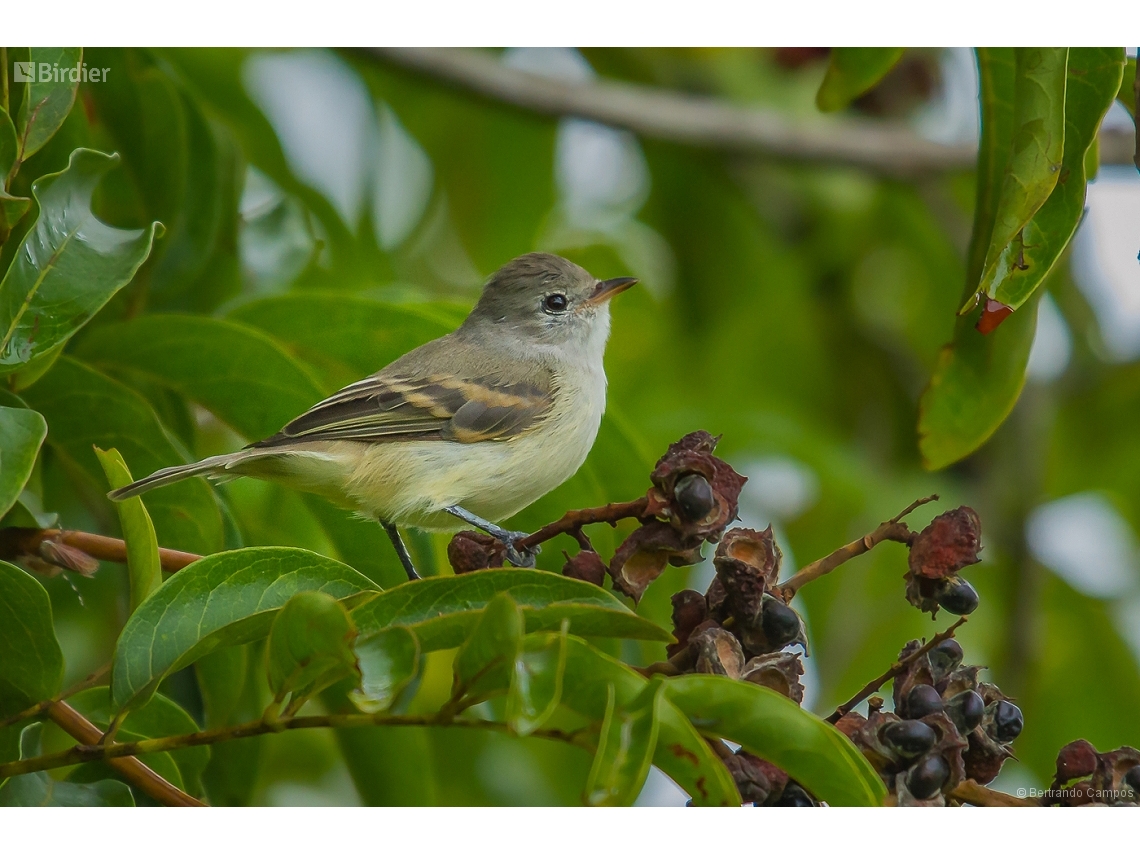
21;357;223;554
351;627;420;713
967;48;1069;310
0;561;64;717
95;447;162;612
0;107;17;178
506;628;567;736
111;546;380;712
1117;57;1136;119
0;724;134;806
77;315;326;440
0;405;47;518
989;49;1123;311
52;687;209;798
0;149;162;375
919;289;1043;470
815;48;905;112
266;591;358;707
14;48;82;160
664;675;887;807
585;681;663;806
195;643;267;805
453;591;523;691
350;570;672;651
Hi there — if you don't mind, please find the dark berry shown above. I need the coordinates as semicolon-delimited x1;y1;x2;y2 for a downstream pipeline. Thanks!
904;684;944;719
881;720;937;758
933;577;979;615
927;638;963;680
906;754;950;800
761;598;801;648
673;473;715;523
774;781;815;806
992;700;1023;742
1122;765;1140;797
944;690;984;733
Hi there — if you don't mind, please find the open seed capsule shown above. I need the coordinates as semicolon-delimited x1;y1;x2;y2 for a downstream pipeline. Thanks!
944;689;984;733
904;684;944;719
881;720;937;758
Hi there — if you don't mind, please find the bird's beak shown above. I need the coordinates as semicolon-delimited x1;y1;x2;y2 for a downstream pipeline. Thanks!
585;277;638;306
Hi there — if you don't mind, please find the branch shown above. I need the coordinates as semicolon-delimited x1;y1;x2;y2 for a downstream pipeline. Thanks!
778;495;937;600
0;709;590;781
950;778;1038;807
0;662;110;731
366;48;1137;177
825;616;967;724
514;497;650;553
46;700;203;807
0;526;201;575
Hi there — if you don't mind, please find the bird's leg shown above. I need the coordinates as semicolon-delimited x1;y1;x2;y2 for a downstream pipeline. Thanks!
443;505;538;568
381;521;421;581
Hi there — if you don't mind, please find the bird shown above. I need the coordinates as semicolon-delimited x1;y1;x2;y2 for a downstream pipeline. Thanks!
109;252;636;581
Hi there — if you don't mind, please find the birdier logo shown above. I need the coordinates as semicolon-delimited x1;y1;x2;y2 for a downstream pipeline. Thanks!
13;61;108;83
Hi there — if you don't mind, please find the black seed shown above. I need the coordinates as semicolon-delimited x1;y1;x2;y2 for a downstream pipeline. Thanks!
1122;765;1140;797
673;473;715;522
906;754;950;800
774;781;815;806
928;638;964;680
933;577;979;615
904;684;944;719
881;720;937;758
944;690;984;733
992;700;1023;742
761;599;801;647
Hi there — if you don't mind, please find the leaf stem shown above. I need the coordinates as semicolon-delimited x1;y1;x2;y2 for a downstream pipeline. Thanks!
0;661;110;730
825;616;967;724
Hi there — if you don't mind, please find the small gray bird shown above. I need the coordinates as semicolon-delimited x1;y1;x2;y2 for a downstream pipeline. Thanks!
110;252;636;580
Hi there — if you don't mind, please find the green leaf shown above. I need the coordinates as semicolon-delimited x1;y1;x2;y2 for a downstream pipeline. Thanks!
815;48;905;112
453;591;523;690
506;628;567;736
53;687;209;798
663;675;887;807
0;189;31;247
15;48;83;160
195;643;266;805
0;149;162;375
0;405;47;518
110;546;380;713
585;681;664;806
0;561;64;717
0;107;18;178
21;357;223;554
94;447;162;613
1117;57;1136;119
0;724;134;806
350;570;672;651
350;627;419;713
918;289;1043;470
967;48;1069;311
265;591;358;708
987;49;1123;311
77;315;327;440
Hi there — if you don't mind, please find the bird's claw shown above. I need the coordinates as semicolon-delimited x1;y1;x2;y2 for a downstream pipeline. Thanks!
503;532;539;568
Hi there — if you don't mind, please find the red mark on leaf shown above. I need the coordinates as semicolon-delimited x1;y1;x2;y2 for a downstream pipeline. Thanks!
669;743;700;766
975;299;1013;334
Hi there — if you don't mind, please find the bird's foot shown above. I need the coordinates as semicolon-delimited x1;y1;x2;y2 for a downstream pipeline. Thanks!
502;532;540;569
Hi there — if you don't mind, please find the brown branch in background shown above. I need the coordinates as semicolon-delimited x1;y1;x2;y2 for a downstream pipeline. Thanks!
46;701;203;807
778;495;938;600
0;527;201;575
366;48;1138;176
825;616;967;724
0;663;110;731
950;779;1037;807
514;497;650;553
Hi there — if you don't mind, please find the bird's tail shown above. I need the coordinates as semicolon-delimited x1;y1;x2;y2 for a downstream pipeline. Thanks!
108;452;250;501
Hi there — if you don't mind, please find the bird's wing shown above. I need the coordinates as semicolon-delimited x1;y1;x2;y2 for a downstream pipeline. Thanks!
248;369;555;448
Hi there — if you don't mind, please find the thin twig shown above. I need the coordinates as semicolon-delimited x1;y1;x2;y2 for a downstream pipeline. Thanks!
0;710;590;780
0;662;111;731
365;48;1137;176
951;779;1038;807
825;616;967;724
778;495;937;600
514;497;649;553
46;701;203;807
0;527;202;574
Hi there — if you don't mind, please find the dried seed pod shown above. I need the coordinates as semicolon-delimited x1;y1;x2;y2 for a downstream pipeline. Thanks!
724;751;787;805
740;651;805;704
908;506;982;579
649;431;747;539
906;754;950;800
447;531;507;574
903;684;943;720
773;780;816;807
944;690;984;733
928;639;964;682
990;700;1023;743
562;550;607;587
1122;765;1140;797
691;626;745;679
674;473;716;523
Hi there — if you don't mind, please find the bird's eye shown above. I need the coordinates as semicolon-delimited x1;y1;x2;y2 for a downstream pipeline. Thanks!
543;293;569;313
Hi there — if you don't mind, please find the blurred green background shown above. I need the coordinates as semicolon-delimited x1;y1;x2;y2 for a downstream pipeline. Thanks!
6;46;1140;804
